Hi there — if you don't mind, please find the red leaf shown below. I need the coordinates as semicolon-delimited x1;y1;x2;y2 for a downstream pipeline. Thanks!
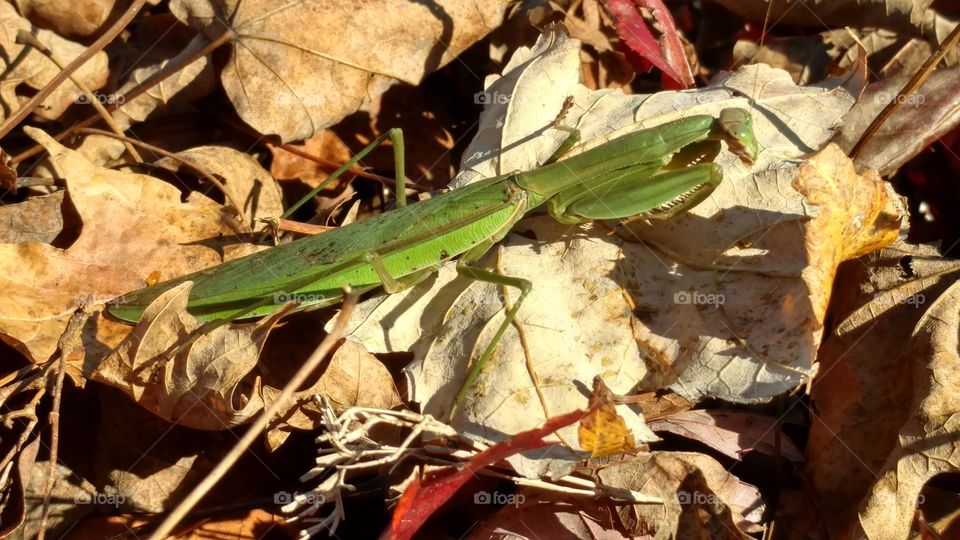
603;0;695;89
380;408;591;540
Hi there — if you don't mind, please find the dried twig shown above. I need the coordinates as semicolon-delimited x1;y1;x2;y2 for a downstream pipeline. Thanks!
146;292;359;540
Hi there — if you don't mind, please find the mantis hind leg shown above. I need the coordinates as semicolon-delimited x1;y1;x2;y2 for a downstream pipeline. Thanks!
449;239;532;418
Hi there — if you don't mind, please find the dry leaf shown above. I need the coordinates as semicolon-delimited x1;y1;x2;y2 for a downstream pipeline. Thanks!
20;454;97;539
0;128;272;363
592;452;764;537
0;190;67;243
169;0;510;141
835;64;960;177
92;282;271;430
12;0;119;37
578;376;638;458
0;2;109;121
648;409;805;462
466;490;626;539
262;339;402;450
72;24;217;166
807;239;960;538
155;145;283;230
622;143;902;402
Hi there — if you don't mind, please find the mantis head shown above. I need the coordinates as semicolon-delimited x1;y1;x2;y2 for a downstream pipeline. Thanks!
718;108;758;165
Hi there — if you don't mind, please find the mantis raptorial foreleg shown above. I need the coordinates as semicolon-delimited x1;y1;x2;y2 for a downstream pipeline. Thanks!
564;162;722;221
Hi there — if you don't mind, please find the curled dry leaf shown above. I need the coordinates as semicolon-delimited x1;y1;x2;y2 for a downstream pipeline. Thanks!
0;128;275;362
0;2;109;121
169;0;510;142
12;0;119;38
590;452;764;537
807;240;960;539
92;282;269;430
155;145;284;230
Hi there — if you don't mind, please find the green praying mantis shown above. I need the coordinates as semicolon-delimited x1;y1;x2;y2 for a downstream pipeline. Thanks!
108;106;758;412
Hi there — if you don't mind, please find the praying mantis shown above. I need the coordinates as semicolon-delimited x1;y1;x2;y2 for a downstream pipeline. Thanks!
108;107;758;411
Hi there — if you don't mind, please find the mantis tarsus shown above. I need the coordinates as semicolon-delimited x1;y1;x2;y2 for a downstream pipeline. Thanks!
109;107;758;413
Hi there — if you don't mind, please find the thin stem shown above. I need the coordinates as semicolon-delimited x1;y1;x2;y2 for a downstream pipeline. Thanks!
849;21;960;160
16;31;142;162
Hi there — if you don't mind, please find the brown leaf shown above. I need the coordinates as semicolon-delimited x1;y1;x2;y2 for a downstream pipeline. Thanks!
0;128;269;363
649;410;805;463
835;64;960;177
92;282;273;430
169;0;510;142
578;376;637;458
466;490;628;539
0;2;109;121
594;452;763;537
12;0;119;37
808;239;960;538
156;145;284;230
262;339;401;450
0;190;67;243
